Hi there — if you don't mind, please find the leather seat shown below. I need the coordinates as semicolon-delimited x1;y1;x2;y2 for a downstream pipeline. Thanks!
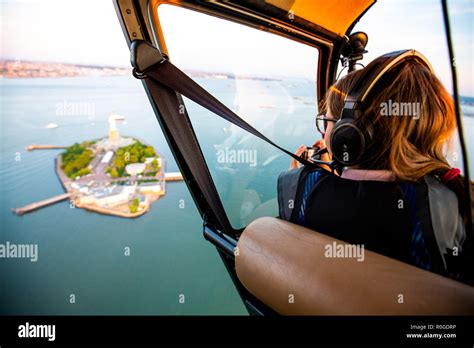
235;217;474;315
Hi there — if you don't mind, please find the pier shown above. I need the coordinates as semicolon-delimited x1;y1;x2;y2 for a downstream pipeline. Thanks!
164;172;184;182
13;193;72;215
26;144;67;151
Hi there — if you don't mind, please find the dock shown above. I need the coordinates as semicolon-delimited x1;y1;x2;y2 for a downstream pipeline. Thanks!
164;172;184;182
26;144;67;151
13;193;72;215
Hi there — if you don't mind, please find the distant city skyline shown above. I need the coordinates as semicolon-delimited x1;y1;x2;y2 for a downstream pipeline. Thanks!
1;0;472;95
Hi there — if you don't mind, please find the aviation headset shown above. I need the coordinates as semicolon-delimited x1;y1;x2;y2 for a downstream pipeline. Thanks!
329;49;434;166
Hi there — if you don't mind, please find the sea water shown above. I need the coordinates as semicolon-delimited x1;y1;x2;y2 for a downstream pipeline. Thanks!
0;76;249;315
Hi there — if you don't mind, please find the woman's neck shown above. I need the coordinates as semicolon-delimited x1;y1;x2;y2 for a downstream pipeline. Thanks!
341;168;396;182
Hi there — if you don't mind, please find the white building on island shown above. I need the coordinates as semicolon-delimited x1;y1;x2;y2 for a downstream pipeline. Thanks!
101;150;114;164
139;183;164;196
78;184;136;208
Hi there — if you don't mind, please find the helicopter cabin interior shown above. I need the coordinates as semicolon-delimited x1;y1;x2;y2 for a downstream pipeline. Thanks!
114;0;474;315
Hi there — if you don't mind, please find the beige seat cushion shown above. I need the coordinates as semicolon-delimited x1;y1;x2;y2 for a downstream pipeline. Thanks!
235;217;474;315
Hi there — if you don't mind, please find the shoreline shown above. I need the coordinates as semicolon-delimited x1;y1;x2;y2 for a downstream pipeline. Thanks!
74;200;150;219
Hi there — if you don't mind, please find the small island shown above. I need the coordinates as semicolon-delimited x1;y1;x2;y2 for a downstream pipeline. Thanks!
56;114;166;218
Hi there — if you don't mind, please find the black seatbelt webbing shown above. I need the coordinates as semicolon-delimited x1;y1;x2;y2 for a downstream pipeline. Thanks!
144;60;316;167
143;74;234;234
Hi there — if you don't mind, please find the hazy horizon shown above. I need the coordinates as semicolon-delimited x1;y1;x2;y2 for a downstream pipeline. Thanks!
1;0;472;94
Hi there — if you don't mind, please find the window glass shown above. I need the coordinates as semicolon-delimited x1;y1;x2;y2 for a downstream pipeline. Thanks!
447;0;474;174
158;4;320;229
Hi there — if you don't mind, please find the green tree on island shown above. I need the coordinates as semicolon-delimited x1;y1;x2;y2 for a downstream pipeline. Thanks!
129;198;140;213
109;167;119;178
150;158;160;170
61;142;94;179
109;140;158;177
144;158;160;176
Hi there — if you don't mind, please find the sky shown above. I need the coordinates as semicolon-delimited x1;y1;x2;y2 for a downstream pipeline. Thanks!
1;0;473;95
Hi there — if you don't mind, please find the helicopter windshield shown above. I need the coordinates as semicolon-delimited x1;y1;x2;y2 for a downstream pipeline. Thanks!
158;4;320;229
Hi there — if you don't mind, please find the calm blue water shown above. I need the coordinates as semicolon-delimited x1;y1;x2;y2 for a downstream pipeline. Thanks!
1;75;473;315
0;76;251;315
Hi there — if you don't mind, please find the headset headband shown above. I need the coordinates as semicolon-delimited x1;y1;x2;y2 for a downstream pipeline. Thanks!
341;49;434;120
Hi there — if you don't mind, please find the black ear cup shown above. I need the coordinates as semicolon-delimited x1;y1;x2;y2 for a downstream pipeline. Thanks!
330;118;366;166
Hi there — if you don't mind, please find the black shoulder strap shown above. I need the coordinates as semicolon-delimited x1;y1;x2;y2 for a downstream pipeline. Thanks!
277;166;306;221
131;40;316;168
